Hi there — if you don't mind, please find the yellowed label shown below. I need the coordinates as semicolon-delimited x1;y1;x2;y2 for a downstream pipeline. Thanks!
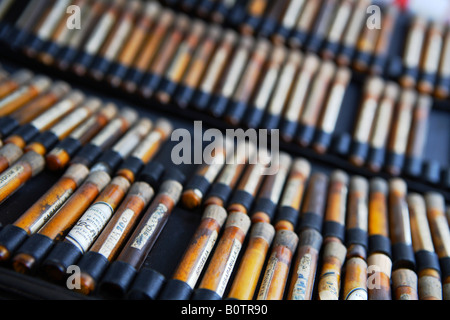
186;230;218;289
0;165;24;189
257;254;278;300
29;188;74;234
291;253;312;300
216;238;242;297
97;208;136;258
131;203;168;250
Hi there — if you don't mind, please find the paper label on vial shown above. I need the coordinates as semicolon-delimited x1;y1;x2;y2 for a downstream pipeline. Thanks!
257;254;278;300
216;238;242;297
345;288;368;300
131;203;168;250
28;188;74;234
186;230;218;289
97;208;136;259
291;253;312;300
65;202;114;253
0;165;23;189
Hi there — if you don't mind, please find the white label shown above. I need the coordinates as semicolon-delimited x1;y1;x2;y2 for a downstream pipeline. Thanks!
200;49;228;93
284;73;311;122
37;0;71;40
186;230;218;289
65;202;114;253
216;238;242;297
345;288;368;300
131;131;162;160
85;13;115;55
221;49;248;98
282;0;306;29
268;65;296;115
404;28;425;67
90;118;123;146
131;203;168;250
253;67;278;110
0;165;24;189
51;108;90;138
291;253;312;300
257;254;278;300
354;99;378;142
104;21;132;60
29;188;74;234
0;86;28;109
320;85;346;133
31;100;75;131
97;208;136;259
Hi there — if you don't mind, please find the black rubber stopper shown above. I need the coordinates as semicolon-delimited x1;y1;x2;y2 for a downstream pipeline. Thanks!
99;261;137;299
192;90;212;111
158;279;193;300
55;137;82;158
174;85;195;109
330;133;352;157
208;95;230;118
14;233;54;267
41;241;83;282
322;221;345;243
76;251;110;285
244;107;265;129
391;243;415;271
368;235;392;258
415;250;440;274
118;156;144;179
422;160;441;185
275;206;299;230
404;156;423;178
229;190;254;212
206;182;233;204
70;143;102;167
0;225;29;259
0;117;19;138
138;161;165;188
126;268;166;300
192;288;222;300
385;152;405;175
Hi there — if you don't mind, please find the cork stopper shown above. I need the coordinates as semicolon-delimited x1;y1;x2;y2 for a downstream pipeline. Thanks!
11;70;33;85
85;170;112;191
303;54;321;74
20;151;45;177
350;175;369;195
203;204;227;228
0;143;23;166
154;118;173;140
389;178;407;196
225;211;251;235
160;179;184;204
323;240;347;263
273;229;299;253
118;107;139;126
392;268;418;300
110;176;132;194
364;77;385;98
63;163;90;186
128;181;155;207
424;192;445;211
250;222;275;245
159;9;175;26
50;81;71;97
291;158;311;178
330;170;349;185
370;177;388;194
30;76;51;92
